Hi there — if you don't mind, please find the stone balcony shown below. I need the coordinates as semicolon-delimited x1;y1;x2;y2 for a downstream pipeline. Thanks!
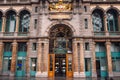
93;31;120;38
0;32;29;38
0;0;31;4
83;0;120;2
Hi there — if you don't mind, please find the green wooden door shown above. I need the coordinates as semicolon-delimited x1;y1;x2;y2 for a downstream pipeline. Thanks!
30;58;37;76
16;57;26;77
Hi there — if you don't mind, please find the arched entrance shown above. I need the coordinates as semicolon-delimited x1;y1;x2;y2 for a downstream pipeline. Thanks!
48;24;73;77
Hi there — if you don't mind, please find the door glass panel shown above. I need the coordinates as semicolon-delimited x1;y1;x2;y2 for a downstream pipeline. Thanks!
50;55;53;71
68;57;72;71
17;57;25;71
55;54;66;77
3;57;11;72
17;60;22;70
31;58;37;71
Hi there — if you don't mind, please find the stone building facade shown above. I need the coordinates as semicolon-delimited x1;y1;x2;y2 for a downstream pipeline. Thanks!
0;0;120;78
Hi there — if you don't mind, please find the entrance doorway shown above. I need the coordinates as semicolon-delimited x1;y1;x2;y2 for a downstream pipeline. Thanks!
55;54;66;77
96;60;101;77
48;24;73;77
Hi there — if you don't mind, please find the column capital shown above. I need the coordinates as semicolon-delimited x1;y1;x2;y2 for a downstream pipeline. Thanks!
12;40;17;45
106;41;111;45
92;41;96;45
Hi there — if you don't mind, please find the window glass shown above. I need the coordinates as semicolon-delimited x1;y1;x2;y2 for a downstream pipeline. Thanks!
18;43;27;51
4;43;12;51
34;19;37;29
31;58;37;71
92;13;103;31
85;42;89;51
107;10;118;32
85;58;91;71
85;19;88;29
19;11;30;32
6;11;16;32
32;43;37;51
0;14;2;31
3;57;11;71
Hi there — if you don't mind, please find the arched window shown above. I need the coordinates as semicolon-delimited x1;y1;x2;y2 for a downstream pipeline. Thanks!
19;10;30;32
0;12;2;32
5;11;16;32
107;9;118;31
92;9;104;32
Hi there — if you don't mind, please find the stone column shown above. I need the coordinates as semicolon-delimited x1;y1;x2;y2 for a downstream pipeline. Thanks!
36;39;42;77
42;39;49;77
1;15;6;32
0;41;3;75
26;41;31;77
15;15;19;35
73;39;79;77
92;42;97;77
104;13;109;36
105;41;113;77
118;15;120;31
10;40;17;76
79;39;85;77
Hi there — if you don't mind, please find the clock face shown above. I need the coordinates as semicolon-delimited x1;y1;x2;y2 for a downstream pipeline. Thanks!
92;13;102;31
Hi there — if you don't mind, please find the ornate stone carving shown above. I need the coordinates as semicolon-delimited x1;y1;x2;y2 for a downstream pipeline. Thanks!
49;0;72;12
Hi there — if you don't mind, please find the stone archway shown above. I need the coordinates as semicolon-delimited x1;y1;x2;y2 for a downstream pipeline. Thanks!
48;24;73;77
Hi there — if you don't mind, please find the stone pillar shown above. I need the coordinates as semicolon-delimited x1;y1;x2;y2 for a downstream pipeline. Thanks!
26;41;31;77
0;41;3;75
118;15;120;31
1;15;6;32
41;39;49;77
104;13;109;36
10;40;17;76
15;15;19;33
105;41;113;77
73;39;79;77
36;39;42;77
92;42;97;77
79;39;85;77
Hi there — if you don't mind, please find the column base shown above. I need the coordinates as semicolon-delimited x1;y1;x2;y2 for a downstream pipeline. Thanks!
9;72;15;77
92;71;97;77
36;72;48;77
26;73;30;77
108;72;113;77
79;72;85;77
73;72;80;77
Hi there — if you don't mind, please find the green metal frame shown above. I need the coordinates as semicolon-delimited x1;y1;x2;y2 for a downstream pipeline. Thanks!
96;52;108;77
15;51;26;77
0;19;2;31
85;58;92;77
5;13;16;32
111;52;120;72
30;58;37;77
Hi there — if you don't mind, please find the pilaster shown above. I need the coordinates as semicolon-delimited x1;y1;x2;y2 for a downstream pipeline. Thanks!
10;40;17;76
15;15;19;33
105;41;113;77
73;38;79;77
1;15;6;32
36;39;42;77
92;41;97;77
79;39;85;77
104;13;109;36
0;41;3;75
26;41;31;77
